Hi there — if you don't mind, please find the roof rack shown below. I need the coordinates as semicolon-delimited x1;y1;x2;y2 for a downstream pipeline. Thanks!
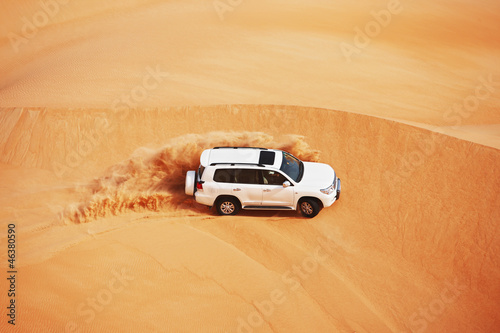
213;147;268;150
210;162;265;167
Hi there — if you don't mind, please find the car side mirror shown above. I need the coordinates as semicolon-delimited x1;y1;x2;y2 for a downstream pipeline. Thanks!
283;181;291;188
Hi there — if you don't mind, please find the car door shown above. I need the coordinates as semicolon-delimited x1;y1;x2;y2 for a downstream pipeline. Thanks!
214;168;262;207
260;170;294;207
232;169;263;206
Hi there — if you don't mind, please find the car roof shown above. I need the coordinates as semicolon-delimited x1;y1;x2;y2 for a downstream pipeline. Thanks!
200;147;283;169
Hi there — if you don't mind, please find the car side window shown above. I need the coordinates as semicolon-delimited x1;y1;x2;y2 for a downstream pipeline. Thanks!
261;170;287;186
214;169;235;183
234;169;259;184
213;169;260;184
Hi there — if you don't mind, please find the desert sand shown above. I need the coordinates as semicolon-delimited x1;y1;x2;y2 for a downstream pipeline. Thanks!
0;0;499;332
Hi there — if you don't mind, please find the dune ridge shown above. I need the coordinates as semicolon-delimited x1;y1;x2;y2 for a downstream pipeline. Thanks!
1;0;499;137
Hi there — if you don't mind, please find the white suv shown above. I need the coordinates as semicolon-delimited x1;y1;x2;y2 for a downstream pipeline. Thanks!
185;147;341;218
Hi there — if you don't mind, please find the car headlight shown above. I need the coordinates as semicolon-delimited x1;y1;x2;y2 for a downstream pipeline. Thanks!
320;184;335;195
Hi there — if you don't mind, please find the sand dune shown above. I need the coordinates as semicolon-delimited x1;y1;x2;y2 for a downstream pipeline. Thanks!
1;1;499;135
1;0;499;332
0;107;499;332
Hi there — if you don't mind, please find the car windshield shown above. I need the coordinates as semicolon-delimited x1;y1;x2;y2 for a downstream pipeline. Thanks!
280;152;303;182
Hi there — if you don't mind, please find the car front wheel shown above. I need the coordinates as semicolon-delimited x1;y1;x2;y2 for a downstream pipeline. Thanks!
216;197;240;216
299;199;321;218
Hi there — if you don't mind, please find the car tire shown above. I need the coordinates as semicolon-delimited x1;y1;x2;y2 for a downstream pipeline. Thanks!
299;199;321;218
216;197;240;216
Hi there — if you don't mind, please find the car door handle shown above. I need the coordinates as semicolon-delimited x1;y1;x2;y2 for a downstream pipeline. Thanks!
263;189;271;192
233;188;241;191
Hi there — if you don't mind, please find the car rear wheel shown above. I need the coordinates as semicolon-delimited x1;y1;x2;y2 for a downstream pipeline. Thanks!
216;197;240;216
299;199;321;218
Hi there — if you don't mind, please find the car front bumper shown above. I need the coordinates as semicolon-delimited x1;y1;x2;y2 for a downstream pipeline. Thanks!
320;178;341;208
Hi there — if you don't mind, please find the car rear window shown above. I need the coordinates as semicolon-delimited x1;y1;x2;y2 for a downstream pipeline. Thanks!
198;165;205;178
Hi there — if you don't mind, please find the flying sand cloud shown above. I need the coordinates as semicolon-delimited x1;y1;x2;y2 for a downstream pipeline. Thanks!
65;131;320;223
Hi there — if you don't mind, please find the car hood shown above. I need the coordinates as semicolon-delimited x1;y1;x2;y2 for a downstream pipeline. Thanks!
300;162;335;188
